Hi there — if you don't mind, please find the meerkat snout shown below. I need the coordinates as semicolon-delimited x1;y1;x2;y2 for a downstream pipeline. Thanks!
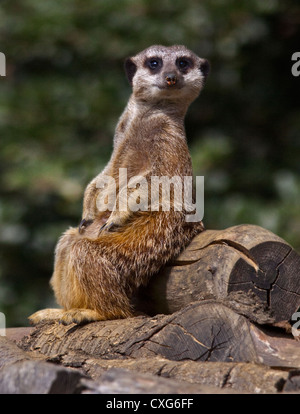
165;73;178;86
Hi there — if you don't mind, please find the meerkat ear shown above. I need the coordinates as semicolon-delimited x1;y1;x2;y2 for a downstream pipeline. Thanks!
124;58;137;85
200;59;210;78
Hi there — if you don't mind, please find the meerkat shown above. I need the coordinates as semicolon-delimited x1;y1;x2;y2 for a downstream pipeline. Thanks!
29;45;209;325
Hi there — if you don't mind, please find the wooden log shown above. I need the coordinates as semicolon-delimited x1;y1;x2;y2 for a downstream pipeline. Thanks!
135;224;300;323
81;368;229;394
0;334;43;369
80;357;289;394
0;359;87;394
0;336;231;394
82;357;297;394
0;336;86;394
3;327;298;394
19;301;300;368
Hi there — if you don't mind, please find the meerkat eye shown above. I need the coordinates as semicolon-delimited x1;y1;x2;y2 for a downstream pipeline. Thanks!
146;58;162;71
150;59;159;68
176;58;192;72
179;60;188;69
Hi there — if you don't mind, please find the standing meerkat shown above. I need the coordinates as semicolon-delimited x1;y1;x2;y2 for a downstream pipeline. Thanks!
30;45;209;325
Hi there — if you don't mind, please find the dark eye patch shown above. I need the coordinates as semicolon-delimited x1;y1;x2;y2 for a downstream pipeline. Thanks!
176;57;193;72
144;57;163;72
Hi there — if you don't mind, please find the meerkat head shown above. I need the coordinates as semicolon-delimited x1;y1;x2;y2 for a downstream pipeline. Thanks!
124;45;209;105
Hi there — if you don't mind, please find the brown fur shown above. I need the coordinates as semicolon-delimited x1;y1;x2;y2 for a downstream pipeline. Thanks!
29;45;209;325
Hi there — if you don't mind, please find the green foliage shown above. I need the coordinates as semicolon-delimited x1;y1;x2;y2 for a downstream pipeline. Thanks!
0;0;299;326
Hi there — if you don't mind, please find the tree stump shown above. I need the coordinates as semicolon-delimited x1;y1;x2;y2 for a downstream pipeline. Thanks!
135;224;300;323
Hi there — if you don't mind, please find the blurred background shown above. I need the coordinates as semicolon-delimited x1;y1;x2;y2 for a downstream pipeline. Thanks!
0;0;299;327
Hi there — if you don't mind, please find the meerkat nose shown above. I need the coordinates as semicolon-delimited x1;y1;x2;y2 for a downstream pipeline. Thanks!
165;73;177;86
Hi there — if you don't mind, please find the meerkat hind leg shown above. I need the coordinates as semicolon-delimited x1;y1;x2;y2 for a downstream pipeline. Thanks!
29;308;65;325
29;308;105;325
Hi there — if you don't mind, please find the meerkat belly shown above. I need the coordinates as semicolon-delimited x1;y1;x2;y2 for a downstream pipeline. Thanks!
84;211;185;278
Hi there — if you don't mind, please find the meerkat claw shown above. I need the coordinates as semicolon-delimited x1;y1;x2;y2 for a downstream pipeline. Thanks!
79;218;93;234
99;221;115;234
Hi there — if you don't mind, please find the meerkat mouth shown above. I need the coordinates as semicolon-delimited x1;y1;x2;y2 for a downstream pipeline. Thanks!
155;84;183;91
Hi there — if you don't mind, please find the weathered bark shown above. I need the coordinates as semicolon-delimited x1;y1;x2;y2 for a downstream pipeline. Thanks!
1;325;297;394
135;225;300;323
3;299;300;393
80;357;289;394
0;335;86;394
81;368;229;394
0;336;233;394
19;301;300;368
